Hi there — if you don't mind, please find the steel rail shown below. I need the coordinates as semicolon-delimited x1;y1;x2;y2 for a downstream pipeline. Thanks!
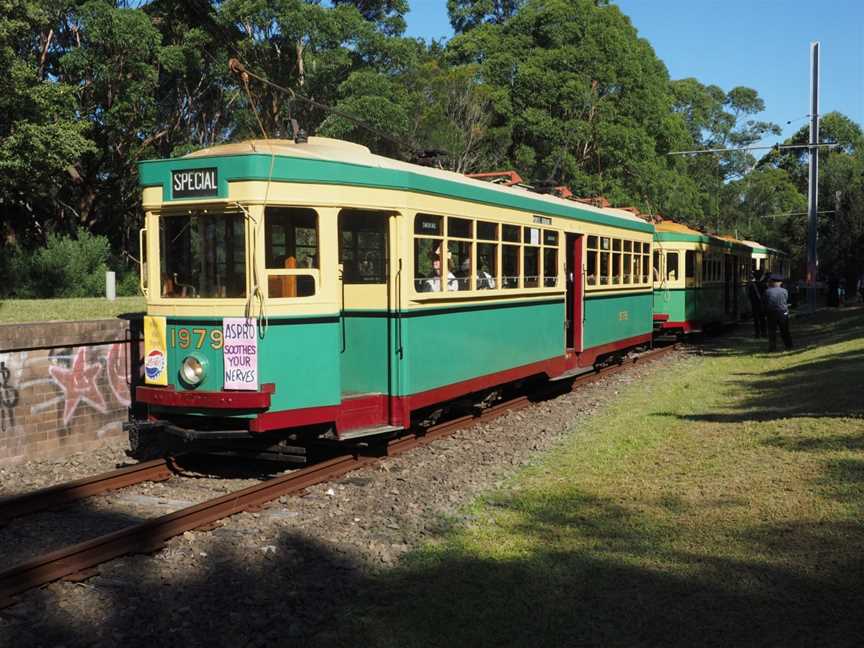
0;344;676;607
0;454;369;607
0;458;175;526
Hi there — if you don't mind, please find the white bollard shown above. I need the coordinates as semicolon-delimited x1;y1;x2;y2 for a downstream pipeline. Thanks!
106;271;116;301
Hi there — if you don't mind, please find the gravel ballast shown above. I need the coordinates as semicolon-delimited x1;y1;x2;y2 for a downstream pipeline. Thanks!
0;351;682;647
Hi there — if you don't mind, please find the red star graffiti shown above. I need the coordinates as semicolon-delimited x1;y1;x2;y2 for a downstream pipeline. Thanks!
49;347;107;426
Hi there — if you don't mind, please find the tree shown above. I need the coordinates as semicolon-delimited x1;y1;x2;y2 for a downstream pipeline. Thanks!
447;0;525;33
719;111;864;281
319;59;504;173
445;0;697;215
0;0;95;246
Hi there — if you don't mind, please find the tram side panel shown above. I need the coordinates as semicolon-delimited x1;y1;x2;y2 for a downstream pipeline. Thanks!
398;299;566;403
583;291;653;358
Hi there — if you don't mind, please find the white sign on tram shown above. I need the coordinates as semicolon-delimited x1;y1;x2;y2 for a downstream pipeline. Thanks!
222;318;258;390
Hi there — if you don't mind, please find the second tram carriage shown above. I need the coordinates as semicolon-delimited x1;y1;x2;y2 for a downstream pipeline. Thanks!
651;221;755;334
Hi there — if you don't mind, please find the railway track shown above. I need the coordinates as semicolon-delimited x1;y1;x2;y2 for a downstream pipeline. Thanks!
0;343;676;608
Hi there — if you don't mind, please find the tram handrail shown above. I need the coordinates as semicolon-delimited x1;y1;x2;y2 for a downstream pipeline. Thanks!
138;227;148;297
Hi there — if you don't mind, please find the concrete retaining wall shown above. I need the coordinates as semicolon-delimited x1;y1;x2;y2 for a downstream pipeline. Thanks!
0;318;142;466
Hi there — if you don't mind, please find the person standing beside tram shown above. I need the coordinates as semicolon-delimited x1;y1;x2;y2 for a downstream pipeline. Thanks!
764;274;793;352
747;270;766;338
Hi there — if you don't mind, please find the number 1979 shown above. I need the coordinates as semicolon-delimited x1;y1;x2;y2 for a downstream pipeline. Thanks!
170;327;223;350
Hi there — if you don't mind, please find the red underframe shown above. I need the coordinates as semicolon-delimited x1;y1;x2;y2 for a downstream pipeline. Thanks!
143;333;652;437
661;320;700;333
137;383;275;409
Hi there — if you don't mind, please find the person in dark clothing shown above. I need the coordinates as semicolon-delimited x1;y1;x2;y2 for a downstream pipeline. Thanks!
764;275;793;351
747;270;766;337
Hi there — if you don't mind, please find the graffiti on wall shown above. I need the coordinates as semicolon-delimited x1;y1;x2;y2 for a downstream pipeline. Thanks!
48;347;108;426
11;342;132;432
0;361;20;434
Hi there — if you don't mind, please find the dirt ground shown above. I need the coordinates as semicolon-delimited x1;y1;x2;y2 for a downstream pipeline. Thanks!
0;351;682;647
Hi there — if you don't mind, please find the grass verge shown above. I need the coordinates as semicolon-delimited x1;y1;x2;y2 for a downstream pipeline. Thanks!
0;296;145;323
341;307;864;647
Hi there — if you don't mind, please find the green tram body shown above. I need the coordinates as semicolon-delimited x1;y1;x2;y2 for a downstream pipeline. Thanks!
131;138;657;449
651;223;785;334
132;139;786;454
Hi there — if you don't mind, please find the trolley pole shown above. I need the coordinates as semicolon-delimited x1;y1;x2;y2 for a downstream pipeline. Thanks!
806;42;820;313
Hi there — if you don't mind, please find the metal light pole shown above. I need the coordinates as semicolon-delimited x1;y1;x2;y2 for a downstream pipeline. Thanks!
806;42;820;312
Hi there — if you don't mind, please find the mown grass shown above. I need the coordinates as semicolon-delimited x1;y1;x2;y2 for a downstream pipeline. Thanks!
0;296;145;323
340;307;864;647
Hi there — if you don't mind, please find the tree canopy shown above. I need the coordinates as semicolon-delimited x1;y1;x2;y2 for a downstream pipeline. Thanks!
1;0;861;294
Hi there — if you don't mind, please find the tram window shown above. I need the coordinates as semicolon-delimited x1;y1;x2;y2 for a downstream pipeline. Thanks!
524;246;539;287
449;240;472;291
414;238;445;292
339;209;389;284
449;217;472;239
160;211;246;299
477;242;497;289
524;227;540;245
633;252;642;285
653;250;661;281
503;225;521;243
543;247;557;287
477;221;498;241
642;247;650;283
599;251;610;285
266;208;318;270
685;250;695;279
666;252;679;281
587;244;598;286
623;247;632;284
612;239;621;285
264;207;319;298
415;214;442;236
502;244;519;288
544;230;558;246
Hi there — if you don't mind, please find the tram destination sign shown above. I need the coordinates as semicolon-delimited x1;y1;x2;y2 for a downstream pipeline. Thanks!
172;167;218;198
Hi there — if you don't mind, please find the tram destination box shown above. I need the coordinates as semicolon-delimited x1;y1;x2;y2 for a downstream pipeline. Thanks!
172;167;218;198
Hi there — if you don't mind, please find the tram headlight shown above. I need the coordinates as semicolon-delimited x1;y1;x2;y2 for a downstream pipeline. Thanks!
180;355;206;387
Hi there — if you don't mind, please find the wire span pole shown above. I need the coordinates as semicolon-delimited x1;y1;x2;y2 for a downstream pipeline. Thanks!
807;42;820;312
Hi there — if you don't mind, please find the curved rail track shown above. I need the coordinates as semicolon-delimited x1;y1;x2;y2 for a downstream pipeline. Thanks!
0;343;676;608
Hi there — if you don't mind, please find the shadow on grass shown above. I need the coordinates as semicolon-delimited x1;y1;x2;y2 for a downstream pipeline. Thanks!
676;350;864;423
693;307;864;360
345;490;864;648
669;309;864;424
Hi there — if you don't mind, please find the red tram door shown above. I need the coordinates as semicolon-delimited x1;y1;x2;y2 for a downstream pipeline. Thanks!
565;233;584;352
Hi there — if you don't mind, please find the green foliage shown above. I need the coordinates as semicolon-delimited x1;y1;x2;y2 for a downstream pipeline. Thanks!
0;241;34;298
447;0;525;33
29;228;111;298
1;0;860;290
445;0;696;214
117;268;142;297
0;1;96;245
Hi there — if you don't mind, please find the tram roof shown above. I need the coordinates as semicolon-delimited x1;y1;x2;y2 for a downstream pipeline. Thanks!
138;137;654;234
654;220;752;251
740;240;787;256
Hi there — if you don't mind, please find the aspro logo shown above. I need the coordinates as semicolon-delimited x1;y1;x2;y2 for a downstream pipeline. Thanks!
145;349;165;380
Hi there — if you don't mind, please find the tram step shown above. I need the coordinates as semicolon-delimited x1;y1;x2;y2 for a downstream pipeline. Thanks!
337;424;403;441
550;365;596;382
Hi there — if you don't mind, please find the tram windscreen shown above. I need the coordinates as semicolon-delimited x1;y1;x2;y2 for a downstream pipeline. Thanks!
159;212;246;298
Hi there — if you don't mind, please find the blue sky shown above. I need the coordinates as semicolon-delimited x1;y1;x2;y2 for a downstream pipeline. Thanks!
403;1;864;148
